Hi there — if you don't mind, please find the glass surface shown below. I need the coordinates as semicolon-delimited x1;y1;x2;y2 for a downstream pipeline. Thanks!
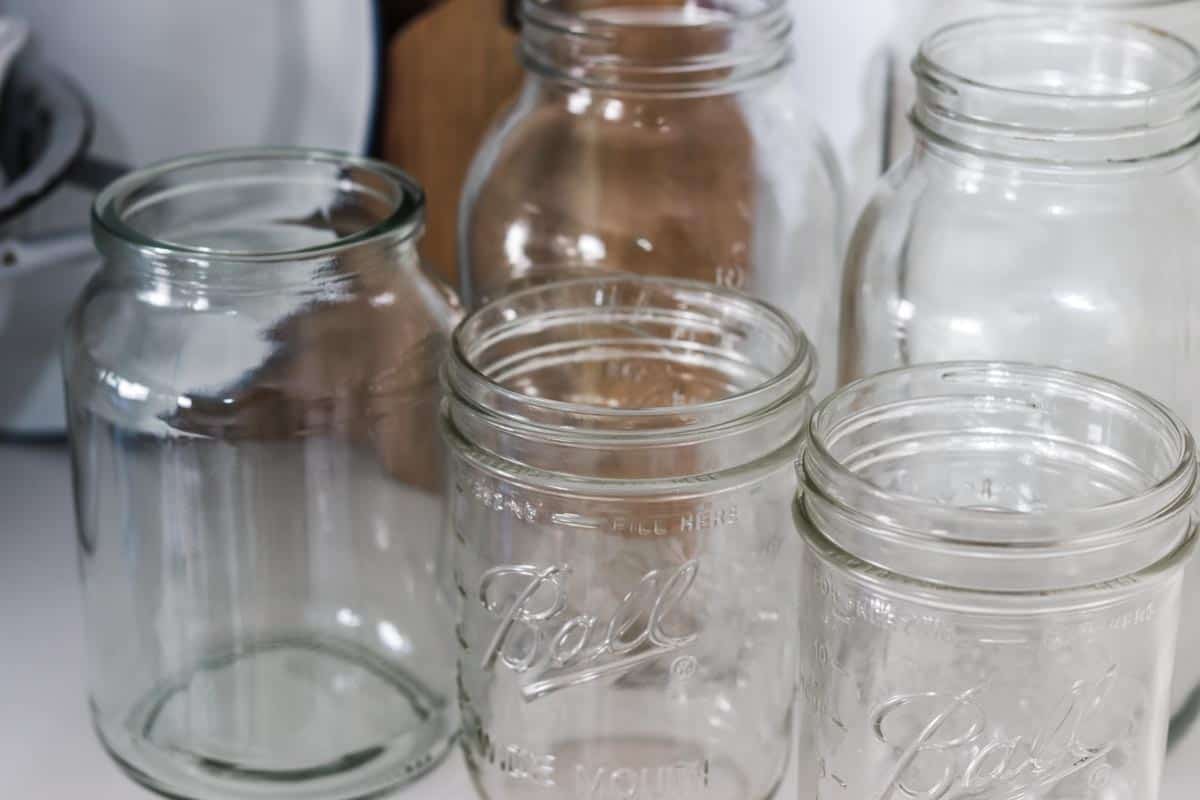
64;149;461;800
796;363;1198;800
876;1;1200;181
458;0;843;396
443;276;816;800
841;20;1200;789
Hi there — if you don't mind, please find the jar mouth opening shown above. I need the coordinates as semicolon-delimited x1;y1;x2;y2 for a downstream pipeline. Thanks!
93;148;425;263
800;362;1198;591
804;362;1195;542
916;16;1200;105
521;0;788;31
519;0;792;94
447;275;815;439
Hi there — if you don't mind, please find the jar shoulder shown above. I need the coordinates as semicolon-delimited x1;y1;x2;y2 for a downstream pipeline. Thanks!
65;260;457;433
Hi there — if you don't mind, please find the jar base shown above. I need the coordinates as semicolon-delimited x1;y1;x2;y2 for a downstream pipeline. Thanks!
463;733;787;800
94;634;456;800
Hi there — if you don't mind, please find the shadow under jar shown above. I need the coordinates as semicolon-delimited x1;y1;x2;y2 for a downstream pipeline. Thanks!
458;0;842;396
64;149;460;800
443;276;816;800
796;363;1199;800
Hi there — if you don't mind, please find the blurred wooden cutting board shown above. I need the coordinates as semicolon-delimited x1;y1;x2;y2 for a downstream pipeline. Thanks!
382;0;523;284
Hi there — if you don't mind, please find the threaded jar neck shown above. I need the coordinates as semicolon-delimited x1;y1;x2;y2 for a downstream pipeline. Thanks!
912;16;1200;164
443;275;815;485
519;0;792;95
92;148;425;291
799;363;1198;592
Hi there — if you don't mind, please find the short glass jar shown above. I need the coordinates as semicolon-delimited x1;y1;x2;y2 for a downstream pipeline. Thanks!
64;149;460;800
796;363;1198;800
458;0;842;395
443;275;816;800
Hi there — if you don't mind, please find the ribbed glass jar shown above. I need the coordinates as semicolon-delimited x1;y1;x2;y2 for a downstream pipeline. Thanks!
876;1;1200;178
459;0;842;395
64;149;461;800
796;362;1198;800
443;275;815;800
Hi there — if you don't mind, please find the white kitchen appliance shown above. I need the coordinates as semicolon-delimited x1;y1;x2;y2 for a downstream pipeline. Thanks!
0;0;379;436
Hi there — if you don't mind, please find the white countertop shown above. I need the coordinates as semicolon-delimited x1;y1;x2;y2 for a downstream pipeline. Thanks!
0;442;475;799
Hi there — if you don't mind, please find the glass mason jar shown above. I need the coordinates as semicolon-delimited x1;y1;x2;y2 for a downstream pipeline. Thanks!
874;1;1200;180
458;0;842;396
64;149;461;800
443;275;816;800
841;21;1200;789
796;363;1199;800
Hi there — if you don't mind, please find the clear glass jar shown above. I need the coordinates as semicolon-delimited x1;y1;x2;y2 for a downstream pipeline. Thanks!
796;363;1198;800
458;0;842;395
840;18;1200;789
876;1;1200;179
443;275;816;800
64;149;461;800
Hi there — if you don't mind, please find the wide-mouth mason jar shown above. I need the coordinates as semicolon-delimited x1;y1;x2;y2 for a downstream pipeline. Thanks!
65;149;460;800
443;275;816;800
796;363;1199;800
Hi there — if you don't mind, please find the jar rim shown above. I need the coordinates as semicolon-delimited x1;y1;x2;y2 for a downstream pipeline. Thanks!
911;16;1200;163
520;0;789;33
805;361;1196;531
799;362;1198;590
915;16;1200;106
92;147;425;263
518;0;793;95
447;274;815;435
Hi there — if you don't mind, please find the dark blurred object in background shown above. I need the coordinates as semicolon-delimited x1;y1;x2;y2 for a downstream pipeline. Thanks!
379;0;522;281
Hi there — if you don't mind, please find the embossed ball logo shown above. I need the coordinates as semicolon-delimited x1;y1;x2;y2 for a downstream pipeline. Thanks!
476;560;700;700
867;668;1125;800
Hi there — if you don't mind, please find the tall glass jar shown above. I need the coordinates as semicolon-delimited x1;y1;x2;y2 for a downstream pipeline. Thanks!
443;276;816;800
796;363;1199;800
842;20;1200;788
64;149;461;800
458;0;842;395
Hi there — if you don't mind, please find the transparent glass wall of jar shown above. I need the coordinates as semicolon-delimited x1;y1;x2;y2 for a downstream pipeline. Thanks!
863;1;1200;201
64;150;461;800
458;0;842;395
796;363;1199;800
839;19;1200;790
443;276;815;800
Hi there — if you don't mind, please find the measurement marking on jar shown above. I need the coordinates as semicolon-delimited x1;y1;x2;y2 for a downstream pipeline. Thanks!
680;504;738;532
612;516;670;537
468;479;541;522
576;759;710;799
715;264;747;289
818;574;953;642
671;655;698;682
